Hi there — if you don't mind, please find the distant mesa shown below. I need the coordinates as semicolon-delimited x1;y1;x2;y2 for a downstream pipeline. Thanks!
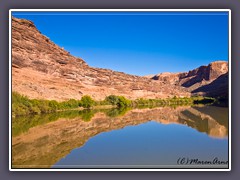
11;16;228;101
192;72;228;97
147;61;228;97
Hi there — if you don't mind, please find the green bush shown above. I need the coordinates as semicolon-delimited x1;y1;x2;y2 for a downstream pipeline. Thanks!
117;96;131;107
105;95;119;105
105;95;131;107
48;100;59;110
80;95;95;108
38;100;51;113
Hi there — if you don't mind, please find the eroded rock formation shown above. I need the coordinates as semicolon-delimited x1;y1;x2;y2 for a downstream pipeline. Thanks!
149;61;228;95
12;17;190;101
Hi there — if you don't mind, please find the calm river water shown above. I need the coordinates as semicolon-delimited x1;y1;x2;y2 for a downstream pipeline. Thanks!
12;105;228;169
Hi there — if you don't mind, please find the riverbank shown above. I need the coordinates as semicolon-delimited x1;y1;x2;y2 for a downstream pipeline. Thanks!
12;92;216;117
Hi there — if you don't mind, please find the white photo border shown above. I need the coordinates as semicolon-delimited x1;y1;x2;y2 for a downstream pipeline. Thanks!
9;9;231;171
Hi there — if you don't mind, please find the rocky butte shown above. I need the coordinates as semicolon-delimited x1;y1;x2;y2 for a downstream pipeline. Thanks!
148;61;228;98
11;17;228;101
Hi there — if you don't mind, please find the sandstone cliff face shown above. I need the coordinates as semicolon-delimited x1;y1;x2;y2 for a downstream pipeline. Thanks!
12;17;228;100
192;73;228;97
12;17;190;101
150;61;228;95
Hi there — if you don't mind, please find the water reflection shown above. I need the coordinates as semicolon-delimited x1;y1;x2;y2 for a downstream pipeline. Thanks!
12;106;228;168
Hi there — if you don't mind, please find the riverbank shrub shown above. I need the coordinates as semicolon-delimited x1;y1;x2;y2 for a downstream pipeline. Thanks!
12;92;95;117
12;92;216;117
105;95;131;107
117;96;131;107
105;95;119;105
80;95;95;108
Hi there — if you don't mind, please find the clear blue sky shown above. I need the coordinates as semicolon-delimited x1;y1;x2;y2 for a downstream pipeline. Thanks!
12;11;229;76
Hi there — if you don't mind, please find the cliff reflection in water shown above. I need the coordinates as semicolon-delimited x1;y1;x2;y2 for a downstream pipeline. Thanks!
12;106;228;168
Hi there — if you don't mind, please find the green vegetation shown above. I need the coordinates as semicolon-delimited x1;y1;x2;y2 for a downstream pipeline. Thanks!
105;95;119;105
105;95;131;107
12;107;132;136
79;95;95;108
12;92;216;117
132;96;215;107
12;92;95;117
105;107;131;118
80;109;95;122
11;93;218;137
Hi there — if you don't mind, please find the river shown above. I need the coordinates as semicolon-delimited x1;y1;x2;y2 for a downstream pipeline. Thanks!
12;105;229;169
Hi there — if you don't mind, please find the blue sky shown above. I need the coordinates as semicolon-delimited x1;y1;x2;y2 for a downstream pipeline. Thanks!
12;11;229;76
